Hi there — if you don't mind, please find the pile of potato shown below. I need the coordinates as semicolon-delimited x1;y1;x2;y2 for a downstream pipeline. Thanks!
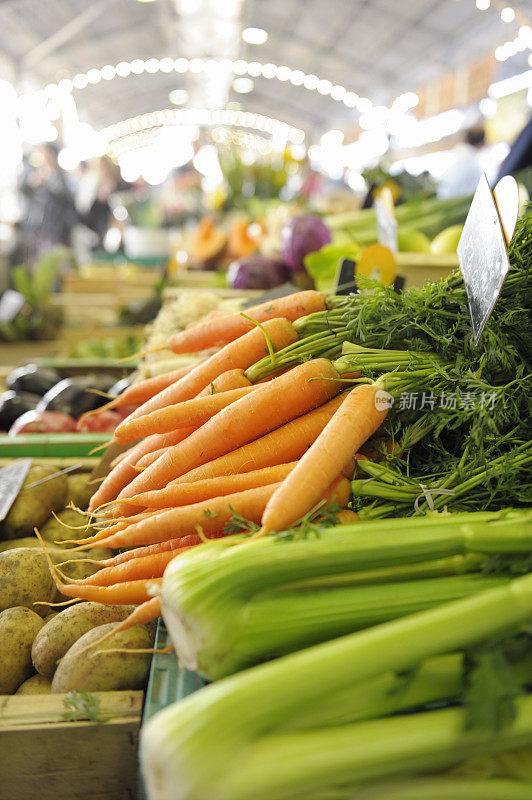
0;463;155;695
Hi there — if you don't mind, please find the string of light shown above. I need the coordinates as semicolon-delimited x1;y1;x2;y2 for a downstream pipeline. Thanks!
31;56;373;114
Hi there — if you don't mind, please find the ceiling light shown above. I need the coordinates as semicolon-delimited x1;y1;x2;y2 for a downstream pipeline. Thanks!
57;78;73;93
116;61;131;77
262;63;277;79
169;89;188;105
495;45;508;60
73;73;89;89
356;97;373;113
189;58;204;73
232;59;249;75
130;59;145;74
233;77;254;93
145;58;160;74
330;84;346;101
276;65;291;81
303;74;319;90
476;0;490;9
289;70;305;86
317;79;332;95
343;91;358;107
501;6;515;22
247;61;262;77
86;68;101;84
174;58;189;73
136;0;158;3
242;27;268;45
159;57;174;73
488;68;532;98
100;65;116;80
479;97;498;117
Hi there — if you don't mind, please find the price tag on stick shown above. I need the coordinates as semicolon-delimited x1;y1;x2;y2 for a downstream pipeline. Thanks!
0;459;32;522
457;174;519;346
375;187;398;253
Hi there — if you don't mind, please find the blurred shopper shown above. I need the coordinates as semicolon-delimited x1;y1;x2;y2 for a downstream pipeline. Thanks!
79;156;122;248
20;143;78;256
496;114;532;180
437;126;486;199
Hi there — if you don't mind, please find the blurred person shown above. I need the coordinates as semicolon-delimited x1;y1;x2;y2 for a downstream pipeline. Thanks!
496;113;532;180
437;126;486;199
79;156;123;248
20;143;78;256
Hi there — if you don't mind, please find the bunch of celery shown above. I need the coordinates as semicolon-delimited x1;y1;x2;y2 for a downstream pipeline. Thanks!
141;553;532;800
156;510;531;680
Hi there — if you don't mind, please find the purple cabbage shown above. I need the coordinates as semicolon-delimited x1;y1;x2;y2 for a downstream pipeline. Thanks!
280;215;331;274
226;255;288;290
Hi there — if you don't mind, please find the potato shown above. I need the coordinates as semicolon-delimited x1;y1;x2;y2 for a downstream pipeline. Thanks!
0;465;68;540
67;473;94;510
16;673;52;694
32;602;136;678
0;606;44;694
41;509;93;548
0;537;41;552
51;622;155;693
0;548;56;616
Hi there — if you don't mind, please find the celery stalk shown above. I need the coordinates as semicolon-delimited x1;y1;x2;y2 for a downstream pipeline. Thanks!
348;778;532;800
141;572;532;800
219;697;532;800
232;575;506;676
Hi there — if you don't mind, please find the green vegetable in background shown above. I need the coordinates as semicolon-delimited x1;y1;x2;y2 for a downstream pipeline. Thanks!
304;243;359;291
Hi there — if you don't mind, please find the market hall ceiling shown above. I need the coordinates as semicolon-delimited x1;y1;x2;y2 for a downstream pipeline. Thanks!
0;0;530;135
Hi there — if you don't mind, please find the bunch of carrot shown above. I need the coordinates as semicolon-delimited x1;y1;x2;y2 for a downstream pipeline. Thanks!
40;291;387;644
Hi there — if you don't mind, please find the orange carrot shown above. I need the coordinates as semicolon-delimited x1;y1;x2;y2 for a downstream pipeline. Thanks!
88;428;194;512
166;291;326;353
196;368;252;396
62;533;224;569
114;385;258;444
116;359;341;504
174;394;346;484
134;447;170;472
77;483;283;550
334;509;360;523
120;318;298;425
260;384;390;535
75;597;162;652
79;362;200;421
65;546;192;586
120;462;299;511
35;528;161;605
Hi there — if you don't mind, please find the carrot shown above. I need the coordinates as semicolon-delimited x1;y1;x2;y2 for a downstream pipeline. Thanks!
196;368;252;396
64;546;192;586
120;318;299;425
334;509;360;523
77;483;283;550
88;428;195;513
173;394;347;484
78;362;199;421
35;528;160;604
166;291;326;353
114;385;258;444
259;383;390;535
116;359;341;504
73;597;162;654
120;462;299;511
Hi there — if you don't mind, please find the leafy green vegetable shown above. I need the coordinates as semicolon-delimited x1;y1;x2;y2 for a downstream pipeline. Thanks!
304;243;359;291
62;690;103;724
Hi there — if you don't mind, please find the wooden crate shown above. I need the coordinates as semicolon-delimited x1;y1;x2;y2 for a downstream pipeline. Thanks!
0;691;143;800
394;252;459;288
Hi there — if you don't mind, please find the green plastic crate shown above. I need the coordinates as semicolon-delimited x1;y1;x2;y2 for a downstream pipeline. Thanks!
0;433;110;458
139;620;205;799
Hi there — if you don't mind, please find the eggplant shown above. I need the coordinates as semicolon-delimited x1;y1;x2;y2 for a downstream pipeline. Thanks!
0;390;41;431
6;364;61;397
37;375;116;418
